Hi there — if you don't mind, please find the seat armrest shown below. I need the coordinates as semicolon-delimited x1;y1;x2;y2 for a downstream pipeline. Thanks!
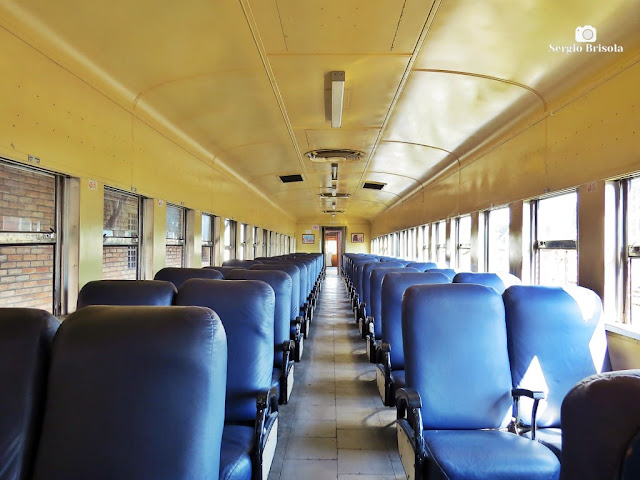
254;386;280;479
511;388;546;440
281;340;294;373
396;387;425;456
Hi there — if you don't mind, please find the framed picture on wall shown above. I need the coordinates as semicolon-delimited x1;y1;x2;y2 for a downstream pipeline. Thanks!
301;234;315;244
351;233;364;243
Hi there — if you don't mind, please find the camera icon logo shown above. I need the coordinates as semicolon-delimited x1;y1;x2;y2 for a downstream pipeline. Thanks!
575;25;597;42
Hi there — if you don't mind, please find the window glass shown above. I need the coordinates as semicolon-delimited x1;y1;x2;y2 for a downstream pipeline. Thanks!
488;208;509;273
201;213;214;267
436;221;447;265
626;179;640;323
166;204;185;268
457;216;471;271
535;193;577;286
224;219;236;261
0;162;58;312
103;188;140;280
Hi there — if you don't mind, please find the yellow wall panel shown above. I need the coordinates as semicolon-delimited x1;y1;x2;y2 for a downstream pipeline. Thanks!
296;221;370;254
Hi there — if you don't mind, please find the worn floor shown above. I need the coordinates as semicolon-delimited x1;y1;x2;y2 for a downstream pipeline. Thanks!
269;267;407;480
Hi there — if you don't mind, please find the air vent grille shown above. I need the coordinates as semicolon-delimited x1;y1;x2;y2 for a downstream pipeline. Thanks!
305;149;365;163
318;193;350;198
323;210;345;214
362;182;386;190
279;174;303;183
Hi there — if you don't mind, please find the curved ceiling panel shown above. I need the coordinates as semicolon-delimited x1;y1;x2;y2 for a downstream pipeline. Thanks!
382;71;544;158
415;0;640;102
371;141;452;183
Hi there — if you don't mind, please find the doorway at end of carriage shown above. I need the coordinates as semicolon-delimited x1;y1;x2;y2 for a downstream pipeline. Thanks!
322;227;345;272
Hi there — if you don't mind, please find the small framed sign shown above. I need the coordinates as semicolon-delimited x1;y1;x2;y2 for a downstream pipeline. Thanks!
351;233;364;243
301;234;315;244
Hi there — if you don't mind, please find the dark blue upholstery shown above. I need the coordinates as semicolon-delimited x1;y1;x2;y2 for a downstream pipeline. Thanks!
204;266;246;278
32;305;226;480
0;309;59;480
226;270;294;404
362;262;404;316
561;370;640;480
368;267;415;341
175;279;277;480
154;267;223;288
453;271;520;294
504;285;609;457
77;280;176;308
220;425;253;480
425;268;456;281
381;272;450;370
223;260;262;268
398;283;560;479
175;279;275;423
405;262;437;272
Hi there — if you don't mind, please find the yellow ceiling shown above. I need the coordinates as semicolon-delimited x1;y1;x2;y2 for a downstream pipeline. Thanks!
1;0;638;223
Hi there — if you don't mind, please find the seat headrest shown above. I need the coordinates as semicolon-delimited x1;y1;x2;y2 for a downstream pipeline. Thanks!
154;267;223;288
77;280;177;308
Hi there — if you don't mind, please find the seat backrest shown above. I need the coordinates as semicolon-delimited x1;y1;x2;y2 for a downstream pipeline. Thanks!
362;262;404;310
32;305;226;480
453;272;521;294
251;263;300;320
77;280;177;308
355;261;379;301
226;269;292;368
0;308;59;480
504;285;609;428
425;268;457;281
381;272;450;370
203;266;244;278
154;267;223;289
175;279;274;424
368;266;416;337
560;370;640;480
405;262;437;272
403;284;512;430
222;259;261;268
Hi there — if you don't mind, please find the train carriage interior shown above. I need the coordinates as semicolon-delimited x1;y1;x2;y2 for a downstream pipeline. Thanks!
1;1;640;479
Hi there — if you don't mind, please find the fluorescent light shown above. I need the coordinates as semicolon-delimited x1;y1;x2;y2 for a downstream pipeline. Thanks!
331;163;338;181
331;185;337;197
331;71;345;128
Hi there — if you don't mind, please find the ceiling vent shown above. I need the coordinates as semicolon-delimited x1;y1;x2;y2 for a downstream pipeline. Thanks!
323;210;345;214
318;192;350;198
362;182;386;190
305;149;365;163
279;174;303;183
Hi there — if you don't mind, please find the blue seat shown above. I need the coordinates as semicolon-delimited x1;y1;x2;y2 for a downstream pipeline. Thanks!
425;268;456;281
353;260;380;320
0;308;59;480
396;284;560;480
176;279;277;480
453;271;521;294
561;370;640;480
77;279;176;307
154;266;223;288
227;269;295;404
32;305;226;480
503;285;610;458
251;263;305;361
405;262;437;272
358;262;404;338
283;259;311;332
204;265;245;278
223;259;262;268
362;266;416;361
374;272;449;405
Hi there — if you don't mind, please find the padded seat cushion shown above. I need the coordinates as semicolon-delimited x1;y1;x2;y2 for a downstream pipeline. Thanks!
524;428;562;459
272;367;282;391
220;425;254;480
423;430;560;480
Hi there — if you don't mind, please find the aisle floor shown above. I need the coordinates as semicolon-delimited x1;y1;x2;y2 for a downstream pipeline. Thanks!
269;267;407;480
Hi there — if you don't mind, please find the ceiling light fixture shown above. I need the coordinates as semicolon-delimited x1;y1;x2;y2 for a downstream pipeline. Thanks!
332;201;336;209
331;71;345;128
331;163;338;181
331;185;337;197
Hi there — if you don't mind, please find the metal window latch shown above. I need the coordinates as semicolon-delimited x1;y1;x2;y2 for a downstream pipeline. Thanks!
38;232;55;241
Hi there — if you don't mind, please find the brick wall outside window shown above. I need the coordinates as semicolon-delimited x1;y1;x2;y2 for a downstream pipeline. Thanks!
0;164;55;232
166;245;183;268
202;245;212;267
102;246;137;280
0;245;54;312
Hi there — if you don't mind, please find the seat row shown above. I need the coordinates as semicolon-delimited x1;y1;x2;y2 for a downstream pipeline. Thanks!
1;254;324;480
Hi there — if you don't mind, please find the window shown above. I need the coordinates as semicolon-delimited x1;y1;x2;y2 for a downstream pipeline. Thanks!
166;204;185;267
436;221;447;265
223;218;237;262
533;192;577;286
201;213;215;267
253;227;260;258
408;228;416;260
103;188;141;280
488;207;509;273
477;212;486;272
624;178;640;323
0;161;61;313
456;216;471;271
238;223;247;260
263;230;269;257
